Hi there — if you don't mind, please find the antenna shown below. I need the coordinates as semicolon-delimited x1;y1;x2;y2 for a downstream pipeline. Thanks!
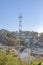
18;15;22;40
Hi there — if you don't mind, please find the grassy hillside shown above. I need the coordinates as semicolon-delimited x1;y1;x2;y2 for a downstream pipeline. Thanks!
0;50;43;65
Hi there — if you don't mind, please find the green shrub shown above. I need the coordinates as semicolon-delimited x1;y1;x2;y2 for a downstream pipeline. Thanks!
0;51;42;65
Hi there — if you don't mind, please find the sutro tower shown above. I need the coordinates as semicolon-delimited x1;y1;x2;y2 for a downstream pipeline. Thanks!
18;15;22;40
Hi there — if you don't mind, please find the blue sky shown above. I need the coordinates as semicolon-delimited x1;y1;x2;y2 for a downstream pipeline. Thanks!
0;0;43;32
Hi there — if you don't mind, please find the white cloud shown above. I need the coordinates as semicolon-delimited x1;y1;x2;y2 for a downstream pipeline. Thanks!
36;26;43;33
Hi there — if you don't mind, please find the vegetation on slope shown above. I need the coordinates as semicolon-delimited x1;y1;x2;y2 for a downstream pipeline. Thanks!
0;29;43;47
0;50;43;65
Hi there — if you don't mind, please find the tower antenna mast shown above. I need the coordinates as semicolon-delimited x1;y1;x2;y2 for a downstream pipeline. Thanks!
18;15;22;41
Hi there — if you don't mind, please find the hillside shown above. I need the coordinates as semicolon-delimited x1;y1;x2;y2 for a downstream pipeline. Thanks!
0;29;17;46
0;29;43;47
